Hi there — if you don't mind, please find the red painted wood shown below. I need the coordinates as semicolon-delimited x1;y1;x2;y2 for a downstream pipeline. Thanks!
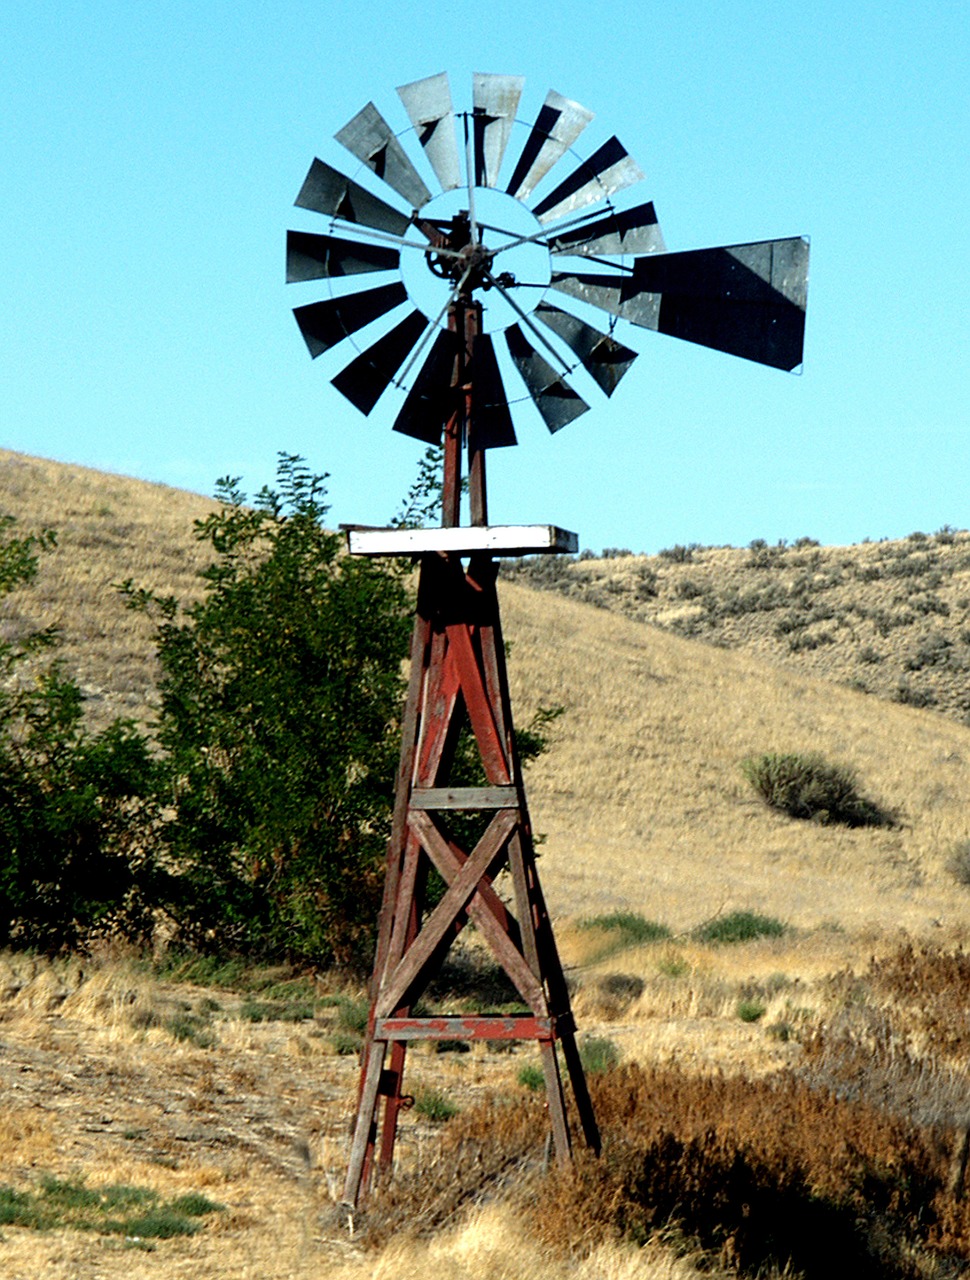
376;1015;554;1041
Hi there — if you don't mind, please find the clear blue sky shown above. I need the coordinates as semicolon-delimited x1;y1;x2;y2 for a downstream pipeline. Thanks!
3;1;968;553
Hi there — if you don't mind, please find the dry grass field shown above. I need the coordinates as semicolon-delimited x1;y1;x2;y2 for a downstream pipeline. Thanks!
505;530;970;722
4;449;970;1277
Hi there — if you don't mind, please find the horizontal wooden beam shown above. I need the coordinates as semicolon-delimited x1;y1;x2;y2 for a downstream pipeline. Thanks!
410;786;518;810
375;1015;555;1041
343;524;578;558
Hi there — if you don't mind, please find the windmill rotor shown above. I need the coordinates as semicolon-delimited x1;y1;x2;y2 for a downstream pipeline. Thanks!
287;72;809;449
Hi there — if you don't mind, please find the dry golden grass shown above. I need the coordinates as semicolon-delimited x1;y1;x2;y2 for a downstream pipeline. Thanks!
6;451;970;1273
0;448;216;728
505;531;970;720
501;578;970;935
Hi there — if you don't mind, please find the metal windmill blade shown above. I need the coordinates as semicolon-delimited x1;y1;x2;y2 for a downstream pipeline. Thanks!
331;310;429;415
393;328;460;444
467;333;517;447
397;72;462;191
287;74;809;458
505;325;589;432
505;89;594;200
285;231;399;282
293;282;409;358
546;201;665;258
534;303;637;397
532;137;645;224
472;73;524;187
336;102;432;208
551;236;809;372
294;158;411;235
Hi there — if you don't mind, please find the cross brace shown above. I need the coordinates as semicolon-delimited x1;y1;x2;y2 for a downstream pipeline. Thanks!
342;549;599;1206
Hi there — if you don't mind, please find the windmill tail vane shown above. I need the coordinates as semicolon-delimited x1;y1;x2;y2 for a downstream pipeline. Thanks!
285;73;808;1211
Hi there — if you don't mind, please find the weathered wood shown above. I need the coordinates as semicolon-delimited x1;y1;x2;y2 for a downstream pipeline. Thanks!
346;524;578;557
342;1039;387;1206
445;620;511;783
410;786;518;810
377;810;517;1018
539;1039;572;1166
408;810;547;1012
345;453;596;1207
376;1015;555;1040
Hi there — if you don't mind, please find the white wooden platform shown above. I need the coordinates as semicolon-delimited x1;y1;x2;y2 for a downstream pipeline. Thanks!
344;525;578;558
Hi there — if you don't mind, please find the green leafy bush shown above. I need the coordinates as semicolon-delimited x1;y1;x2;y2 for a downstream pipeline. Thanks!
0;518;162;952
741;752;892;827
693;911;786;945
124;456;412;967
517;1063;545;1091
736;999;767;1023
579;1035;620;1074
413;1088;458;1122
578;912;670;945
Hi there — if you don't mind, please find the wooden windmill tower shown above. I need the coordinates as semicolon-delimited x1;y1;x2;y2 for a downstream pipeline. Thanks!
286;71;809;1206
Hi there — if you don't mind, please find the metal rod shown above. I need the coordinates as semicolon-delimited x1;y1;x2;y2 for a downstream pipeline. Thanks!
482;265;573;375
462;113;479;244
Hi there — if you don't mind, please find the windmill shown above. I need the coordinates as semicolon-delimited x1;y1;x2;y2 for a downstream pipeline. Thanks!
286;72;809;1208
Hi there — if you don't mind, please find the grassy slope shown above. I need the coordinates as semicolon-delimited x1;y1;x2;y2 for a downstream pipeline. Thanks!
4;448;970;937
504;532;970;720
503;579;970;935
0;448;216;727
5;453;970;1276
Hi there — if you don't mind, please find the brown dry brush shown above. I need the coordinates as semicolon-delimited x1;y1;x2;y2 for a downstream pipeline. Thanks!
364;1063;970;1277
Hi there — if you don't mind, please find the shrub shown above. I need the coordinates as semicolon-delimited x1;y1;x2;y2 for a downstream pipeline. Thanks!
579;1036;620;1074
123;455;412;967
517;1063;545;1091
693;911;786;945
0;518;163;953
736;999;767;1022
894;682;937;708
578;912;671;945
946;842;970;887
365;1064;953;1275
741;752;892;827
413;1088;458;1122
658;544;694;563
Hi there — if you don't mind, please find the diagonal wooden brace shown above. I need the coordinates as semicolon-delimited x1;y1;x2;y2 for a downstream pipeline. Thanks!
376;809;517;1019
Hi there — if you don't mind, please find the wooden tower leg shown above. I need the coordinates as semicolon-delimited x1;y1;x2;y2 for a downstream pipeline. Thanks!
343;548;598;1208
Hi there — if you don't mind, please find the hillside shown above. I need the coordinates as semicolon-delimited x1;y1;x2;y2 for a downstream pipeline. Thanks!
0;448;216;727
4;448;970;939
6;452;970;1277
504;531;970;722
